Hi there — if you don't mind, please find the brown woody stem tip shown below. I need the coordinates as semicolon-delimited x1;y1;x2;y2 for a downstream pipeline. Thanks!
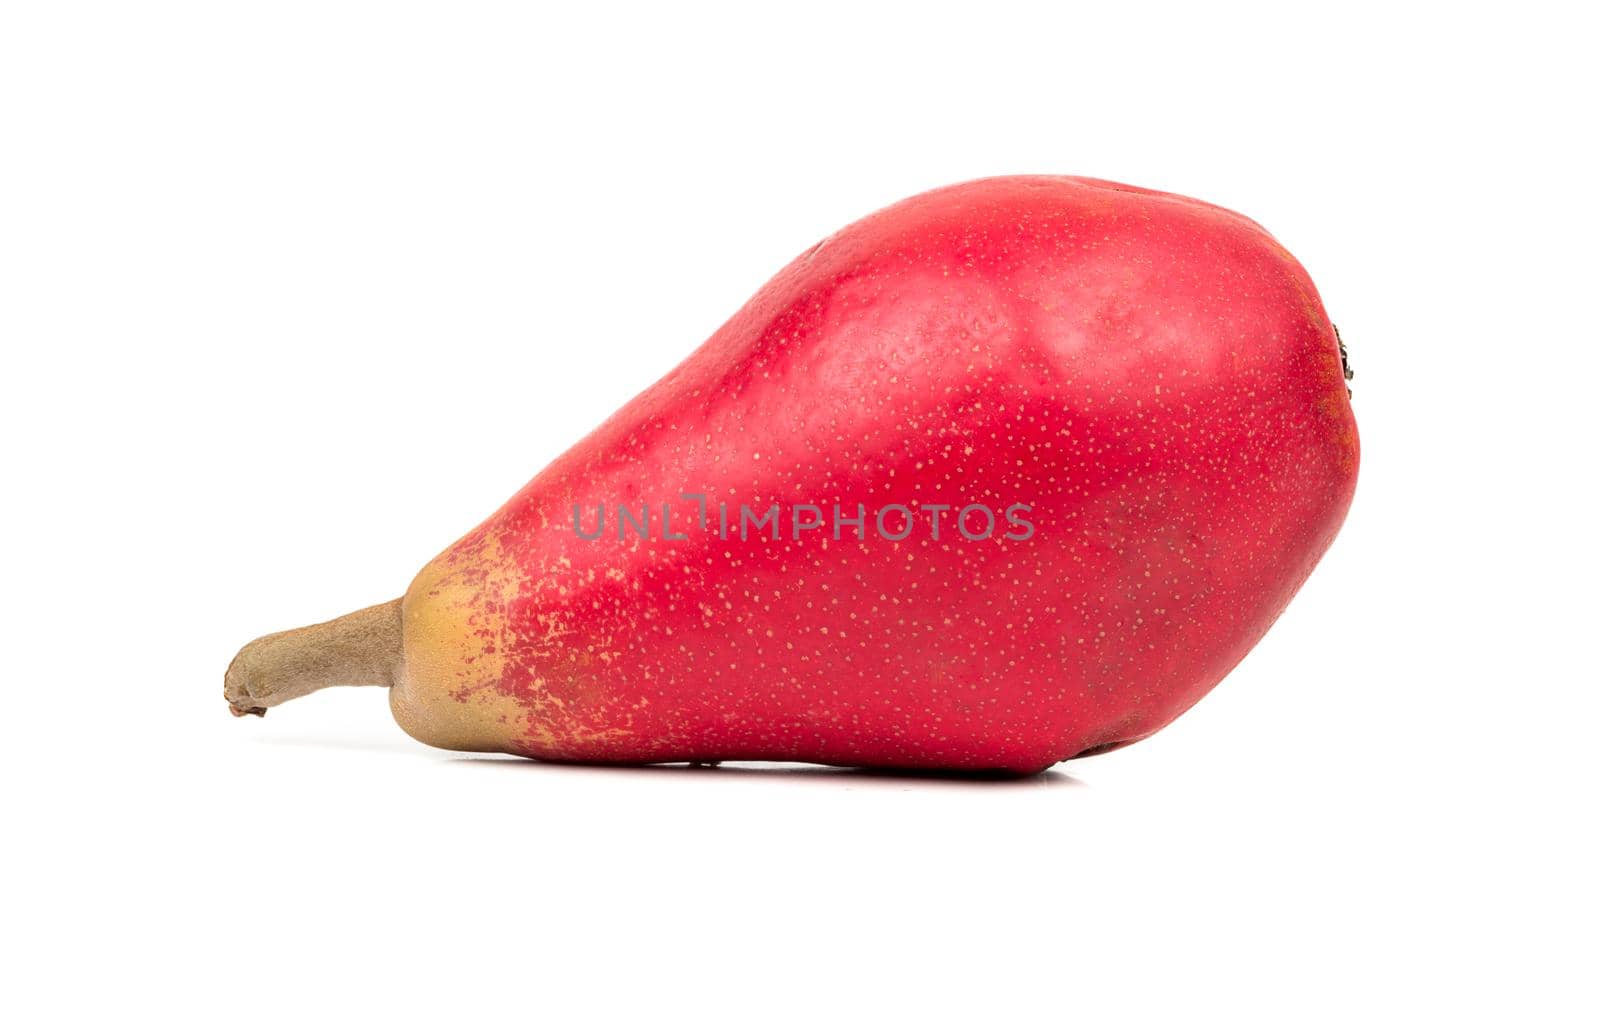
223;599;402;717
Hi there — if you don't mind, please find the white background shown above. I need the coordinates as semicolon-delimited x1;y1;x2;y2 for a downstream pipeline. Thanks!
3;2;1595;1031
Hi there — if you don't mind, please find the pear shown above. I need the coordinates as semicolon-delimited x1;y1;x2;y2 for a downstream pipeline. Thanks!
226;176;1357;773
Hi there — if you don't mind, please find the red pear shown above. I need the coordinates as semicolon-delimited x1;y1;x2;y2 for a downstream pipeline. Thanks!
226;176;1358;773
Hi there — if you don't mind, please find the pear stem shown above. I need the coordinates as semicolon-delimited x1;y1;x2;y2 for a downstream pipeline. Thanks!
224;599;403;716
